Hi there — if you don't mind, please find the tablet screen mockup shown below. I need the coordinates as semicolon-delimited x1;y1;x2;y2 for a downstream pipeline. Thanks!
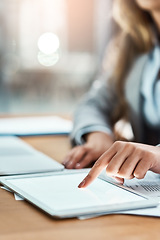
0;172;158;218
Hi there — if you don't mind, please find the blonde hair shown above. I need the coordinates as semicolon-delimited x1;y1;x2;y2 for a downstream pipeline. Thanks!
103;0;154;133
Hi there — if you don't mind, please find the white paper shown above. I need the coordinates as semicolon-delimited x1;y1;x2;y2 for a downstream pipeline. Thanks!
124;171;160;199
0;116;73;136
80;171;160;219
14;194;24;201
1;186;24;200
122;171;160;217
100;170;160;200
1;186;12;193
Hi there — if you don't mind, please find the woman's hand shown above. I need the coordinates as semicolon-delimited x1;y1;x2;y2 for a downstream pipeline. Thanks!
63;132;113;169
78;141;160;188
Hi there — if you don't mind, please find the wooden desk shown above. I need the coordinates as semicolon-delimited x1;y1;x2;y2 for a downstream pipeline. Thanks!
0;135;160;240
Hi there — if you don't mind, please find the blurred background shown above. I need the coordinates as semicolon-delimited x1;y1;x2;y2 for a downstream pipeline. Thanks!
0;0;112;115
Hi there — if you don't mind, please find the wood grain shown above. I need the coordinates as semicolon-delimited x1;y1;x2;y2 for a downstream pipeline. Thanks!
0;134;160;240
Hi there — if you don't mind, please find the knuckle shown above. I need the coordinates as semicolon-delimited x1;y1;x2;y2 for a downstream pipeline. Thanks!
93;160;103;170
94;160;102;167
78;145;87;152
133;146;144;157
79;148;87;156
146;151;154;160
113;141;123;148
86;173;93;181
125;142;134;151
133;148;141;157
83;144;92;152
106;165;116;175
82;145;88;151
72;156;79;163
113;141;132;152
120;142;134;153
67;149;76;157
74;145;81;151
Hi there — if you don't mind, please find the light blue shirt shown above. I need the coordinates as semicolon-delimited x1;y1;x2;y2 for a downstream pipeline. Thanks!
141;45;160;128
75;45;160;145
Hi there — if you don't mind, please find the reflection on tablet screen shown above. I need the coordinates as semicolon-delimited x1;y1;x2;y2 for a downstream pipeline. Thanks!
7;173;145;211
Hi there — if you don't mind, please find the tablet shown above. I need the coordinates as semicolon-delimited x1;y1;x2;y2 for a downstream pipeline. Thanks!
0;171;158;218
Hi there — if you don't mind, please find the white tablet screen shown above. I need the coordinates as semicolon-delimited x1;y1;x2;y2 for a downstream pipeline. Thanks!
6;173;145;211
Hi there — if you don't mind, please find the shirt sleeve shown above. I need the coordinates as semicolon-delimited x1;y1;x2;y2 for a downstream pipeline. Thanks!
70;74;117;146
73;125;113;145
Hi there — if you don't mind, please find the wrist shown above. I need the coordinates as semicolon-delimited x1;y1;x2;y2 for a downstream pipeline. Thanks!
84;132;113;148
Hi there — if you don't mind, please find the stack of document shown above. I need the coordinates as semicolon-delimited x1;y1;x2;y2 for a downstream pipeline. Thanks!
1;170;158;219
0;136;159;219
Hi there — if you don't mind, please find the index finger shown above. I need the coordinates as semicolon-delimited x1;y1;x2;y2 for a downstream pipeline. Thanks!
78;149;115;188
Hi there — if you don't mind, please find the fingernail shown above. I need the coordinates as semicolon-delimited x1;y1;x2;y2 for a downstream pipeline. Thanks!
62;157;69;165
115;178;124;184
78;179;86;188
75;163;81;169
62;161;68;166
66;161;72;166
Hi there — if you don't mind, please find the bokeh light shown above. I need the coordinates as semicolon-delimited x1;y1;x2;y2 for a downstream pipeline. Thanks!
38;32;60;55
37;51;60;67
37;32;60;67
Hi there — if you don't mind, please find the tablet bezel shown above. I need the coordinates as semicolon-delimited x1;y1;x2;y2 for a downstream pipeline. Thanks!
0;171;158;219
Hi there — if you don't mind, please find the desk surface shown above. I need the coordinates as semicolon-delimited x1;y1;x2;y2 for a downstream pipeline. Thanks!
1;135;160;240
